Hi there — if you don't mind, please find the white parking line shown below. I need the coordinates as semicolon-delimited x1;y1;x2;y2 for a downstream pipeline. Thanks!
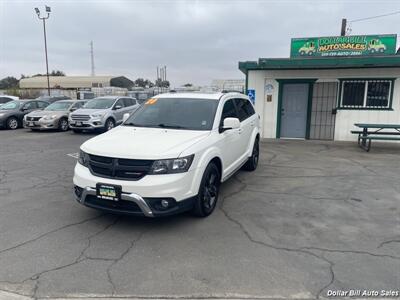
67;152;79;159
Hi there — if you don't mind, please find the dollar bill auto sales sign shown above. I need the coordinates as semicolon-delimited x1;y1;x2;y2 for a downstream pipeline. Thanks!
290;34;397;57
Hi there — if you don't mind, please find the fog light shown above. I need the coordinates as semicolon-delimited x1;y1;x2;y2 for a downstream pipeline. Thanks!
161;199;169;208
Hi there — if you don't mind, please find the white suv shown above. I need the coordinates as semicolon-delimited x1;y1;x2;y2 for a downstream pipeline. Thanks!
73;92;260;217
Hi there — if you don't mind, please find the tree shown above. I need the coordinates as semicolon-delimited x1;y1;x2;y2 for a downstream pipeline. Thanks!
0;76;19;89
50;70;65;76
134;78;154;88
32;70;65;77
155;78;170;88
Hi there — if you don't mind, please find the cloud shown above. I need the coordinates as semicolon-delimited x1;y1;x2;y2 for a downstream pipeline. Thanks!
0;0;399;86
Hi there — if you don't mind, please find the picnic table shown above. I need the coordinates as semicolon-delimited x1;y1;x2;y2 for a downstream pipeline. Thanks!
352;123;400;151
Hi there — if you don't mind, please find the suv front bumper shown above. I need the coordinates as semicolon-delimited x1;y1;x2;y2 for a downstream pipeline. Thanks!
73;163;202;217
74;186;195;217
69;118;104;130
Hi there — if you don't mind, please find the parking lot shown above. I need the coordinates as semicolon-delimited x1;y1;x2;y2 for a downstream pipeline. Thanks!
0;129;399;299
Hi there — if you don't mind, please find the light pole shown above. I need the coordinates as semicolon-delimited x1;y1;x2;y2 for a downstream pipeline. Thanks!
35;6;51;96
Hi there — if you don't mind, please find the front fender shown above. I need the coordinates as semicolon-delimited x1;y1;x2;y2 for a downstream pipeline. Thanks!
189;146;223;196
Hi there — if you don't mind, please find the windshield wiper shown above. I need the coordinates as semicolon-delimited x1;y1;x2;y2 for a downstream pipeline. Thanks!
155;123;187;129
124;122;145;127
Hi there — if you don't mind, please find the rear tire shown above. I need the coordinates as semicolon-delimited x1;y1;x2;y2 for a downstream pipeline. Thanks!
72;129;83;133
192;162;220;218
6;117;19;130
58;118;69;132
243;138;259;171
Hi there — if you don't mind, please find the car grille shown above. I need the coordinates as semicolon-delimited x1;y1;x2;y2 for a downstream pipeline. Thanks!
71;114;90;121
88;154;153;181
26;116;41;121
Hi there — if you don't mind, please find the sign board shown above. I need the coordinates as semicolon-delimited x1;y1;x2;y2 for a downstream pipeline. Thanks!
290;34;397;58
247;89;255;104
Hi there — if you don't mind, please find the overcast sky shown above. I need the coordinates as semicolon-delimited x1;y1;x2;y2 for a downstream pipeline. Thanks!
0;0;399;86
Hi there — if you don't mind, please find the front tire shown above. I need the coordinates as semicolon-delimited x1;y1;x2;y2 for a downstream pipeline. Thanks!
104;118;115;131
6;117;19;130
192;163;220;218
58;118;69;132
243;138;259;171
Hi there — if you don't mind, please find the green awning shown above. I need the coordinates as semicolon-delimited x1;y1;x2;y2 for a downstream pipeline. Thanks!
239;55;400;73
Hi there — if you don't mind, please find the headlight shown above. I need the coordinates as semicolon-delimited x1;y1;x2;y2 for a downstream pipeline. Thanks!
43;115;57;120
149;154;194;174
91;112;105;118
78;150;90;167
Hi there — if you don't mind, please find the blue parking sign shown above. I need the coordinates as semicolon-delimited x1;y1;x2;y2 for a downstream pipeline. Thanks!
247;89;255;104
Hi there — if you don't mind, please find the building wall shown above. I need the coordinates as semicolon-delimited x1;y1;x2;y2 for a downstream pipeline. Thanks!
248;68;400;141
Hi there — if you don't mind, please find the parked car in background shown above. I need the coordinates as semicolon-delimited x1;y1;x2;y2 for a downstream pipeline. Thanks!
73;92;260;218
0;100;49;130
24;100;87;132
69;96;139;133
36;95;72;103
0;95;19;108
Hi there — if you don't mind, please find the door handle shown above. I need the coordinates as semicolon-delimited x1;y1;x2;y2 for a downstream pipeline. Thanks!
238;128;243;134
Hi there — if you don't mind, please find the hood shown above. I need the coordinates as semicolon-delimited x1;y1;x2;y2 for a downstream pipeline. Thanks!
72;108;108;115
81;126;210;159
26;110;66;118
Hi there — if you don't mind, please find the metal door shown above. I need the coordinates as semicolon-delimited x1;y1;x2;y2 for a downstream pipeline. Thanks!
280;83;309;138
309;82;338;140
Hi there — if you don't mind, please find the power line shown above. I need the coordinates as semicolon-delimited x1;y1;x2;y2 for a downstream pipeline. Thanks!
350;10;400;23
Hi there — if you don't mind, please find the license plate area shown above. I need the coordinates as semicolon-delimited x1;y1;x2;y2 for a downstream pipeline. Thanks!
76;122;82;126
28;122;35;126
96;183;121;201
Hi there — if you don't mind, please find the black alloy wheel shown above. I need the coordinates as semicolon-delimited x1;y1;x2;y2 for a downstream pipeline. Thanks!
243;138;259;171
193;163;220;217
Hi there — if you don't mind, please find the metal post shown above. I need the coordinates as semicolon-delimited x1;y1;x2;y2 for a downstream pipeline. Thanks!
340;18;347;36
42;18;50;96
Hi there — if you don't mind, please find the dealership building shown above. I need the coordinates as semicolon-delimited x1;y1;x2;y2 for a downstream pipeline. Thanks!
239;34;400;141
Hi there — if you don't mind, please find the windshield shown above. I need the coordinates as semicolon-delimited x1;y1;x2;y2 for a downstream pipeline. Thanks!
124;97;218;130
0;101;21;110
45;101;72;111
83;98;115;109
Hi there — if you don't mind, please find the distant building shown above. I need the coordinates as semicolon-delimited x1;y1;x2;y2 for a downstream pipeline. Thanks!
210;79;245;92
19;75;131;89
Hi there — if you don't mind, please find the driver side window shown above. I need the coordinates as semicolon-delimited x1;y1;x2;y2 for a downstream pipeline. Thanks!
220;99;238;127
114;99;124;109
23;102;37;110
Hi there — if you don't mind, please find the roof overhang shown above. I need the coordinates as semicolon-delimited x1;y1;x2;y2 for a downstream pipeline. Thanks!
239;55;400;74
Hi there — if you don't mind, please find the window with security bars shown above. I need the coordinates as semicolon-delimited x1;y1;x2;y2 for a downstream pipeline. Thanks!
340;79;393;109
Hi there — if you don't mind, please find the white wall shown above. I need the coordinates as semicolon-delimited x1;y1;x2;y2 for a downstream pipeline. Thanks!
248;68;400;141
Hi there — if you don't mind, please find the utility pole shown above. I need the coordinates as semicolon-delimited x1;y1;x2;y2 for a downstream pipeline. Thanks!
90;41;95;76
35;6;51;96
340;18;347;36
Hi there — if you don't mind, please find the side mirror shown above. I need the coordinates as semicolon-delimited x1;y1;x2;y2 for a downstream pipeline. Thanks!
114;105;122;110
123;113;130;123
221;117;240;132
70;107;77;112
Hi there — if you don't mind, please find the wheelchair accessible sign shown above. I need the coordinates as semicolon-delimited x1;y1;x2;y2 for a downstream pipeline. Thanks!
247;89;255;104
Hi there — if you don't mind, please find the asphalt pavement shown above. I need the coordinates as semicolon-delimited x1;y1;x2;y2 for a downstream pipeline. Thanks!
0;128;399;299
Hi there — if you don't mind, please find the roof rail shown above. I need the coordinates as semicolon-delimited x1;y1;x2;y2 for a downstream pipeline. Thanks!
221;89;244;94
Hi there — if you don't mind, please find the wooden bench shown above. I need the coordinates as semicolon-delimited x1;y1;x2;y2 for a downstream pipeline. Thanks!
359;135;400;152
